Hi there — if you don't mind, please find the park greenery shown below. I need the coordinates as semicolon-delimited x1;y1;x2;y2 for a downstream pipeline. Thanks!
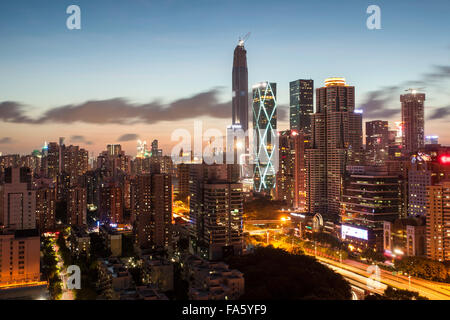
227;246;352;300
365;286;428;300
394;256;450;283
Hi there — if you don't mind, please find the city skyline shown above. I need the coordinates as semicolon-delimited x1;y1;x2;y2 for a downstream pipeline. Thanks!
1;0;450;155
2;0;450;302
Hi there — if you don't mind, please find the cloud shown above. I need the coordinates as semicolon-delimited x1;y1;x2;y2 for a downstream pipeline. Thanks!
428;106;450;120
69;135;93;145
360;86;400;119
0;101;33;123
117;133;139;142
361;60;450;120
0;88;232;126
0;137;13;144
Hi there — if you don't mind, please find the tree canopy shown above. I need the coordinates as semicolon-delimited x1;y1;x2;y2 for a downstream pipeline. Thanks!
226;246;352;300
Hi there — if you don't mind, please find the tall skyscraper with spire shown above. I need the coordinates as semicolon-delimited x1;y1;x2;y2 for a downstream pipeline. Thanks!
232;39;249;132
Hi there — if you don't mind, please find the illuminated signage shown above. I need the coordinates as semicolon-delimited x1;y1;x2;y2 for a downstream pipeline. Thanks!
341;225;368;241
439;154;450;165
411;152;431;164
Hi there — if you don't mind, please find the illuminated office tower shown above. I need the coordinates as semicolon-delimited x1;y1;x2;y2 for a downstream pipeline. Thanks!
401;91;425;155
340;166;402;252
275;130;306;210
1;167;36;230
426;182;450;262
252;82;278;193
289;79;314;134
306;78;363;216
366;120;389;165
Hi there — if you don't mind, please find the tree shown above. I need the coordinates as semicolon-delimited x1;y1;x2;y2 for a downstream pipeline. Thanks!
395;257;448;282
365;286;428;300
361;248;385;263
226;246;352;300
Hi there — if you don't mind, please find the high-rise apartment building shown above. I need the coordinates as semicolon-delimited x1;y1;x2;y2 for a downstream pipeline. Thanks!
177;163;190;201
401;92;425;155
34;179;56;232
253;82;278;193
1;167;36;230
366;120;389;165
131;173;172;250
99;182;123;224
275;130;306;209
189;164;243;260
41;142;60;182
426;182;450;262
61;145;89;185
408;146;450;217
67;186;87;226
306;78;363;216
289;79;314;134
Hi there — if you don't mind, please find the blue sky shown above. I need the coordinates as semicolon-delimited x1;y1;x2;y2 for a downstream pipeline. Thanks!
0;0;449;154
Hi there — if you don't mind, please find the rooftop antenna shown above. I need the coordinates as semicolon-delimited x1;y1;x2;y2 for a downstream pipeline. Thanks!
238;32;251;46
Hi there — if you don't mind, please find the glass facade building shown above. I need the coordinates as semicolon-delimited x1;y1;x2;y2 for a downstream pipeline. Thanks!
252;82;277;193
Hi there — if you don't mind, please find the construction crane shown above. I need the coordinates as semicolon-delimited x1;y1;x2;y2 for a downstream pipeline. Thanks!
238;32;251;46
405;87;425;94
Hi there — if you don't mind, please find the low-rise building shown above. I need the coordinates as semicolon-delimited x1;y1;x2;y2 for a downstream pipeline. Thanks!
97;258;133;299
69;226;90;256
0;229;41;288
182;255;244;300
383;217;426;259
119;285;168;300
142;255;173;292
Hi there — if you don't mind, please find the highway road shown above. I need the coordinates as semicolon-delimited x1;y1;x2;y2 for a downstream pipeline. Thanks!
315;255;450;300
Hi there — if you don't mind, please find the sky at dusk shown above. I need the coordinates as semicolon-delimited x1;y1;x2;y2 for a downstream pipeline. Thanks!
0;0;449;156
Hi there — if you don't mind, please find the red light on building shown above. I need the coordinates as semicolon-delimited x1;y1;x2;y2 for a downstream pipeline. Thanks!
439;155;450;164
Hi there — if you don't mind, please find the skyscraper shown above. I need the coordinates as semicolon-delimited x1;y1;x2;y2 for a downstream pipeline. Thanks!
275;130;306;210
365;120;389;165
426;182;450;262
252;82;278;193
289;79;314;134
306;78;362;216
189;163;243;260
131;173;172;250
232;39;248;133
340;166;402;252
67;186;87;226
401;91;425;155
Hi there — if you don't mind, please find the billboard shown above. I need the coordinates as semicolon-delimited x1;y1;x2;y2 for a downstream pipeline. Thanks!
341;225;368;241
